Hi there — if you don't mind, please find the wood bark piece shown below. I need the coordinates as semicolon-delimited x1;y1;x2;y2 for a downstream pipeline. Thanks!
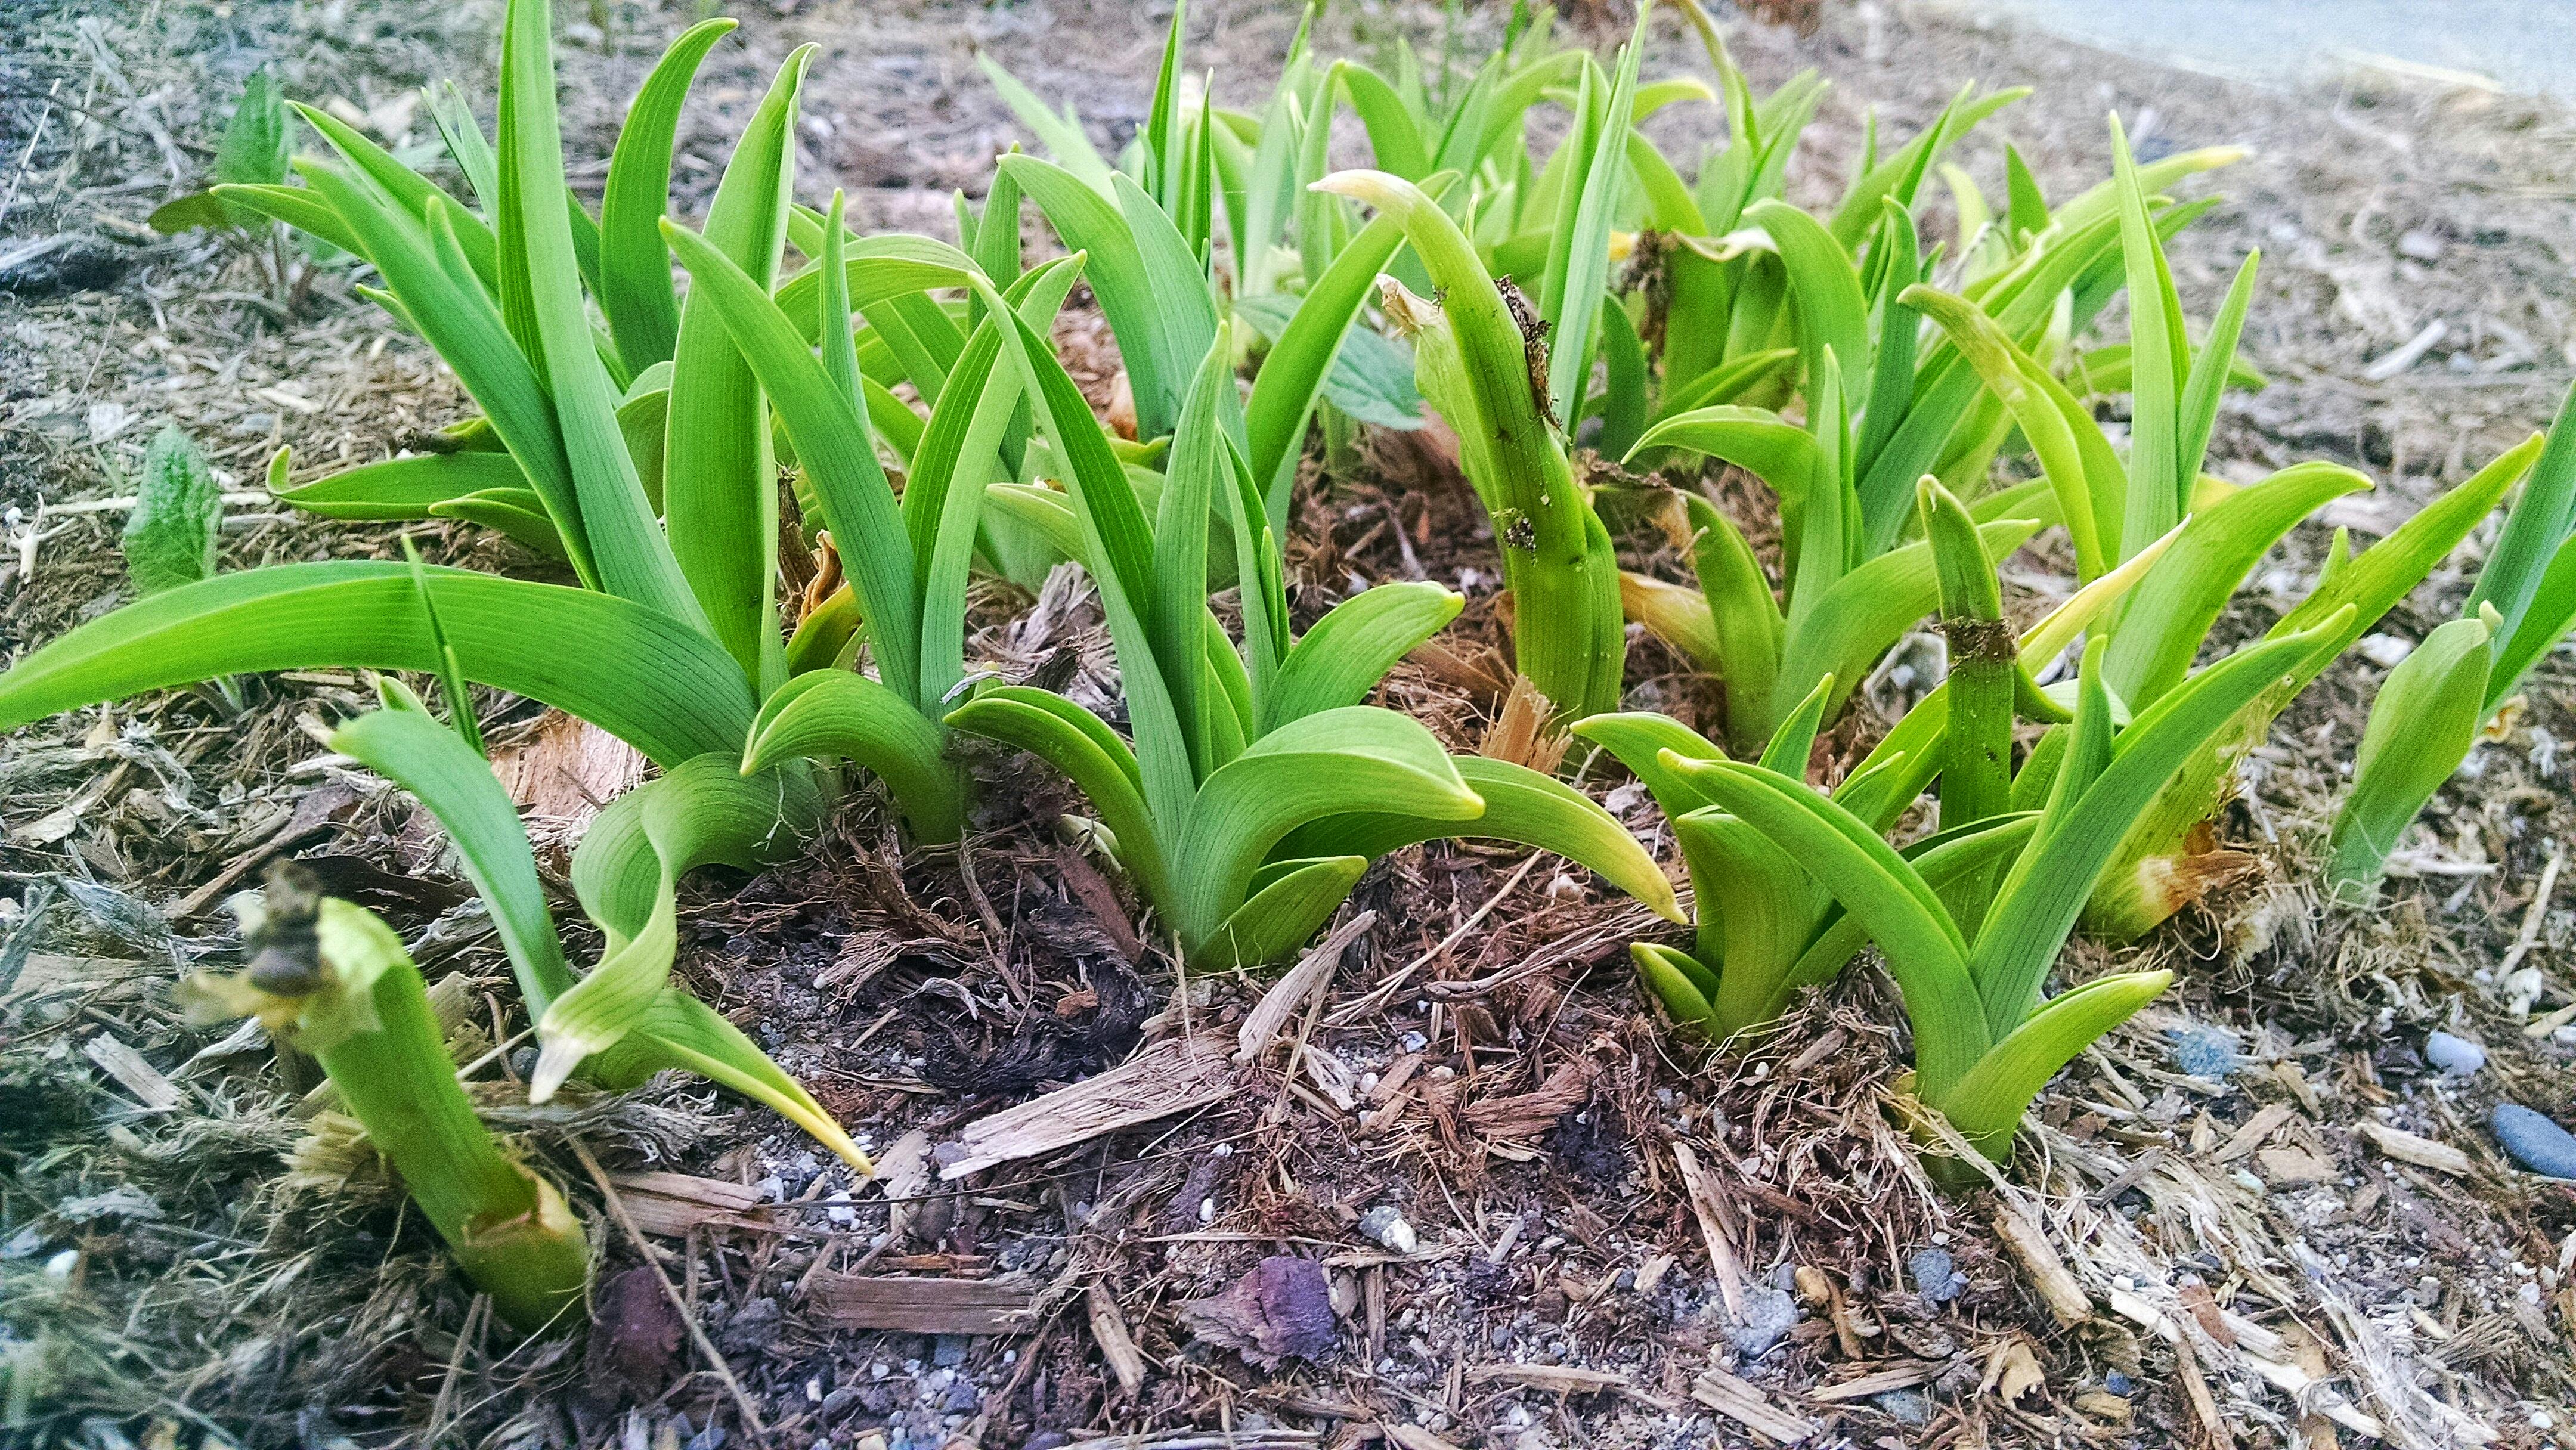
1237;912;1373;1065
1672;1141;1748;1319
1991;1198;2092;1329
607;1172;767;1237
939;1031;1237;1181
490;711;645;843
2357;1121;2475;1176
1690;1367;1816;1444
2212;1102;2301;1163
1087;1279;1148;1394
806;1274;1039;1335
1806;1361;1943;1402
82;1032;182;1110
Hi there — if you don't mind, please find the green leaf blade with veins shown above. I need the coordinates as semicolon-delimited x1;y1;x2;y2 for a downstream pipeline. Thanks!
1937;970;2172;1160
2325;613;2494;900
1173;706;1482;954
598;19;737;377
663;45;813;692
0;563;757;767
123;425;223;596
740;670;966;844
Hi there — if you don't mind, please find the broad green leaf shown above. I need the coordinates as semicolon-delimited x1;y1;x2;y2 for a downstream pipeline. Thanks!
1744;198;1871;414
495;0;702;627
2326;612;2494;898
2100;462;2369;709
432;488;571;560
1778;518;2039;729
599;18;736;376
1937;970;2171;1157
1632;941;1718;1028
1265;582;1462;732
1172;706;1478;951
1282;754;1683;924
1670;757;1989;1098
945;686;1169;909
122;425;221;596
332;706;572;1010
1538;14;1645;431
661;218;925;710
1974;618;2346;1035
1001;154;1205;439
538;755;824;1098
1195;856;1370;972
664;45;812;691
740;669;965;843
267;448;531;520
2469;383;2576;647
1569;710;1727;819
0;562;756;766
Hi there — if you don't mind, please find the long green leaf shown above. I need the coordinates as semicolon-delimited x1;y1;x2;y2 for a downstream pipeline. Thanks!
598;18;735;375
741;670;965;843
664;45;812;691
2325;613;2494;898
0;563;754;766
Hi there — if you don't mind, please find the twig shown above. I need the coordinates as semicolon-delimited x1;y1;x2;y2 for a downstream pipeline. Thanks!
423;1293;489;1448
570;1140;770;1440
0;79;61;233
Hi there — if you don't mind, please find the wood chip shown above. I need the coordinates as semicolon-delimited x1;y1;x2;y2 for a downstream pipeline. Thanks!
805;1274;1038;1335
2212;1102;2301;1163
1237;913;1371;1065
1690;1367;1815;1445
82;1033;182;1110
1382;1426;1466;1450
489;712;646;844
1807;1361;1942;1402
1672;1142;1748;1319
939;1032;1236;1181
1462;1059;1592;1140
2258;1145;2339;1185
606;1172;766;1237
1466;1364;1630;1395
2171;1337;2231;1450
1991;1198;2091;1329
1087;1280;1147;1395
2357;1121;2474;1176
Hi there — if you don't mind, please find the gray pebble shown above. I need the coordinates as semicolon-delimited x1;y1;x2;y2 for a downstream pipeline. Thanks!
1358;1204;1418;1253
2423;1031;2485;1076
1908;1247;1966;1304
2165;1025;2238;1079
1726;1284;1798;1358
1874;1389;1935;1426
2493;1105;2576;1179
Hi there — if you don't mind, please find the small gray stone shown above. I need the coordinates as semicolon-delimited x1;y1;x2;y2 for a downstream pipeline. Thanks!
2493;1105;2576;1179
2165;1025;2238;1079
2423;1031;2485;1076
932;1334;970;1368
1908;1247;1966;1304
1874;1389;1935;1426
1726;1283;1798;1358
1358;1204;1418;1254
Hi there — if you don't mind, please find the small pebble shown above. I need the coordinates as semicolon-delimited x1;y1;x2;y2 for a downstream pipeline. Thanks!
2423;1030;2486;1077
1358;1204;1418;1253
1873;1389;1935;1426
2493;1105;2576;1179
1908;1247;1966;1305
1726;1283;1799;1358
933;1334;970;1368
2104;1371;2135;1397
2165;1025;2238;1079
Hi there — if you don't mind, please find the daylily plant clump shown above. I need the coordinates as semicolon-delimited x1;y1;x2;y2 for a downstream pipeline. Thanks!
22;0;2575;1314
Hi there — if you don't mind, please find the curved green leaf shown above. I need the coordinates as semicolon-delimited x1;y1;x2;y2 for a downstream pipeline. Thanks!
0;562;754;766
2326;614;2494;898
741;669;965;844
1937;970;2171;1158
599;18;736;374
1266;581;1463;732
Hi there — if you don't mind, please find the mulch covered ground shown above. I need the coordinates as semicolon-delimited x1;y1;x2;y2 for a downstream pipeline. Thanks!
4;1;2576;1447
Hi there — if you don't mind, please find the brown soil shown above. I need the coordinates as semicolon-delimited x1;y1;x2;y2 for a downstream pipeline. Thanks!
5;2;2575;1448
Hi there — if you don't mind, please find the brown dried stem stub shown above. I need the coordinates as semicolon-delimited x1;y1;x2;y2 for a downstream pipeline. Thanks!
1942;615;2018;664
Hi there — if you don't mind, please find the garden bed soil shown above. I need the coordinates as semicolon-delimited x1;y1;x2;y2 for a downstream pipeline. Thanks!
5;1;2576;1446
